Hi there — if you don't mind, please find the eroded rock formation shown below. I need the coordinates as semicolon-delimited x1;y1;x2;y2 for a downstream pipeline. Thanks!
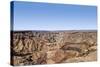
11;30;97;66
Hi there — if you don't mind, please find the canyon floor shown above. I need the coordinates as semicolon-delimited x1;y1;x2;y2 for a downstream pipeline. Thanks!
10;30;97;66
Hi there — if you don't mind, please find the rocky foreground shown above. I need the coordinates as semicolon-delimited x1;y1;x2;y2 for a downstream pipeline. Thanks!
11;30;97;66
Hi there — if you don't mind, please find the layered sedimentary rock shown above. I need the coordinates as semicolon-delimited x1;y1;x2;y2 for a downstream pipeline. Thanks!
11;30;97;66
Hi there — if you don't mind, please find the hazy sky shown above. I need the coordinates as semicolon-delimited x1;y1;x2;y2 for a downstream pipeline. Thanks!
12;1;97;30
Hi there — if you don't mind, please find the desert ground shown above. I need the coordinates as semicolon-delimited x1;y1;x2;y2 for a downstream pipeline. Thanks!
11;30;97;66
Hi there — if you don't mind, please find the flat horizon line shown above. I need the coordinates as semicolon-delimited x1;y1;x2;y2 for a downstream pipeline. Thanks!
11;29;97;32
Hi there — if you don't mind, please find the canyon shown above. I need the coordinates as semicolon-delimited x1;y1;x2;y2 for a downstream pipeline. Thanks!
11;30;97;66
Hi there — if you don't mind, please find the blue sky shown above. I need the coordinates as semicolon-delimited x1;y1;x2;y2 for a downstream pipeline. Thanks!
12;1;97;30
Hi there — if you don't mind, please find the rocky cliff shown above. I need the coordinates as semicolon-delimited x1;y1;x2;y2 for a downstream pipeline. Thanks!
11;30;97;66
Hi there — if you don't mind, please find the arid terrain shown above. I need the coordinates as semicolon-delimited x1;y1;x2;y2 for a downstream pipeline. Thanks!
11;30;97;66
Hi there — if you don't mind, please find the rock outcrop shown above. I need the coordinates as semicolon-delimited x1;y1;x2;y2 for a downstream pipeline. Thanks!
11;30;97;66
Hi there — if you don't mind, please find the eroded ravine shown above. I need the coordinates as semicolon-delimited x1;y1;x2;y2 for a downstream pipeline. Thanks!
11;31;97;65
